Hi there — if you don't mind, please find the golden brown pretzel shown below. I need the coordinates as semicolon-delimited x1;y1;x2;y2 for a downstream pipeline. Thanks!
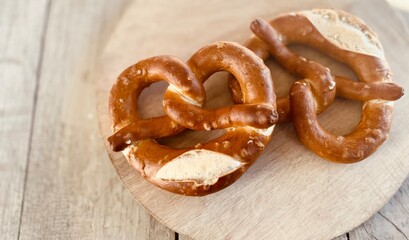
246;10;403;163
108;41;277;195
229;10;403;124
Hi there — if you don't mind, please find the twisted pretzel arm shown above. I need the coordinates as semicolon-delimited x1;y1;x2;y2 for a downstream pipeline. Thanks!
229;17;337;123
108;119;179;152
250;18;336;123
334;76;403;101
163;42;278;130
164;94;277;130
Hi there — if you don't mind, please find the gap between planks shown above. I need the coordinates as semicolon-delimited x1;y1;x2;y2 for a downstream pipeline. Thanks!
17;0;52;238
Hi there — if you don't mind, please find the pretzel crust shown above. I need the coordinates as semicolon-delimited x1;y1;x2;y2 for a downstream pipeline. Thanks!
229;10;403;123
108;42;277;195
236;10;403;163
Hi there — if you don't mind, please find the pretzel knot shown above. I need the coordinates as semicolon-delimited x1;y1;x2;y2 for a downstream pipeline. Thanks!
230;10;403;163
108;42;277;195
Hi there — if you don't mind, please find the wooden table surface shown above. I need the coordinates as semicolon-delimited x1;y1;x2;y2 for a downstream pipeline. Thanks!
1;0;408;239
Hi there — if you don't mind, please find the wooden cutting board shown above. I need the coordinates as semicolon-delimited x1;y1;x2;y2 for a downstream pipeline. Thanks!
96;0;409;239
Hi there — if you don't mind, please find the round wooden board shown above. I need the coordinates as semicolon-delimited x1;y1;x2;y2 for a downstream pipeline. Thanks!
96;0;409;239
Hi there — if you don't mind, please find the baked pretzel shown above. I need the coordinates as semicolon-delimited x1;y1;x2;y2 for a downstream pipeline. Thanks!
108;42;277;195
237;10;403;163
229;10;403;124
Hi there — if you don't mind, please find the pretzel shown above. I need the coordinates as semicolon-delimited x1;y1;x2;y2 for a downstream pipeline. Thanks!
229;10;403;124
235;10;403;163
108;42;277;195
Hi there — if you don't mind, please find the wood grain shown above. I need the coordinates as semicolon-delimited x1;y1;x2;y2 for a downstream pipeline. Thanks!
97;0;409;239
333;235;348;240
350;181;409;239
0;0;49;239
16;0;174;239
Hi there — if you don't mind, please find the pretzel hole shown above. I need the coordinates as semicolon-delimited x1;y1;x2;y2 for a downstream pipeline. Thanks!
287;45;361;135
138;81;168;119
265;57;296;98
317;98;361;135
203;71;234;109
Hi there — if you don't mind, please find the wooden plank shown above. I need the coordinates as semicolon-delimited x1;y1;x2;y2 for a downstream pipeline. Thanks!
178;234;193;240
0;0;49;239
17;0;174;239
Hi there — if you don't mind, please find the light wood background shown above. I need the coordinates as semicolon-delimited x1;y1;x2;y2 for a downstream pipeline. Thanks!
1;0;409;239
